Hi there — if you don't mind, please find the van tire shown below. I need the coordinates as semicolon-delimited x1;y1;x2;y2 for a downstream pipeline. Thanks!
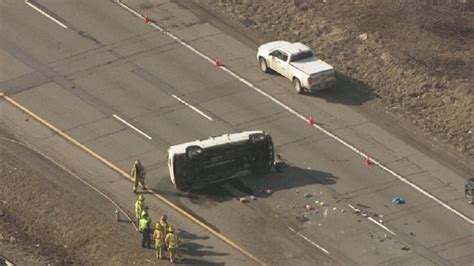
293;78;303;94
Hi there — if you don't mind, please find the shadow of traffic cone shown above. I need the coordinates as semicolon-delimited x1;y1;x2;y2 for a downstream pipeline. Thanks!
213;57;221;67
308;114;315;126
144;15;150;23
365;157;372;166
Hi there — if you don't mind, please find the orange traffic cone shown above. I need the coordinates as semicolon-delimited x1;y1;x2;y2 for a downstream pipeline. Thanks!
308;114;315;126
213;57;221;67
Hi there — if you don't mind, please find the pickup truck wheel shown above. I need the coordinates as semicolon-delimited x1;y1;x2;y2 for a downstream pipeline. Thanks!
259;57;269;73
293;78;303;94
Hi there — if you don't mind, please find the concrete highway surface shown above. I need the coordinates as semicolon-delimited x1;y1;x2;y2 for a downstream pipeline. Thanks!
0;0;472;265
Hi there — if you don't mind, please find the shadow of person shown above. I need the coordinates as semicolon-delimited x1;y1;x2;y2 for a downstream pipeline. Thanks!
179;229;210;241
180;242;228;258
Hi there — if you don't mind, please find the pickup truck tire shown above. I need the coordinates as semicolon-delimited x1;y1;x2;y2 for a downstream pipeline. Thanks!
293;78;303;94
259;57;269;73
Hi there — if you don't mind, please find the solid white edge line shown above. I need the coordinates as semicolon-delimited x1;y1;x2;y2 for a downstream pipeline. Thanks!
25;0;68;29
115;0;474;225
288;227;329;254
368;217;396;236
113;114;152;140
172;95;213;121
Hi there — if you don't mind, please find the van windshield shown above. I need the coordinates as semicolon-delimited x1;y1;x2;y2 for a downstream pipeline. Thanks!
290;50;314;62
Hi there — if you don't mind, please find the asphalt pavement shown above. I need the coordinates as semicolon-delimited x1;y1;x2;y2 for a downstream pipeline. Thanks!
0;0;472;265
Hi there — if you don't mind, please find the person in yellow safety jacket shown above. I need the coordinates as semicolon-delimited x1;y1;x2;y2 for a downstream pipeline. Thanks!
153;222;165;259
165;226;182;263
131;159;147;193
141;206;149;220
135;195;145;222
139;213;152;249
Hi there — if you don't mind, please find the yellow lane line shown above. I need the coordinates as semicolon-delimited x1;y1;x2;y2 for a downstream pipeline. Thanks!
1;94;265;265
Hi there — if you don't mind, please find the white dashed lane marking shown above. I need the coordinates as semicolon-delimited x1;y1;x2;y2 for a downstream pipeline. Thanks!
25;0;68;29
288;226;329;255
113;114;152;140
172;94;213;121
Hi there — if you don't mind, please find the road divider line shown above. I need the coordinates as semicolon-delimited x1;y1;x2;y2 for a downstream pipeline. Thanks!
172;94;213;121
288;226;329;255
368;217;396;236
114;0;473;225
25;0;68;29
1;94;264;266
113;114;152;140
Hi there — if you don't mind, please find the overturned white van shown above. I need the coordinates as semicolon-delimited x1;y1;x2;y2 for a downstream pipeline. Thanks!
167;131;274;191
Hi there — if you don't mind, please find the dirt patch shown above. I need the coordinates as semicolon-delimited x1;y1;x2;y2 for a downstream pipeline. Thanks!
0;134;157;265
207;0;473;163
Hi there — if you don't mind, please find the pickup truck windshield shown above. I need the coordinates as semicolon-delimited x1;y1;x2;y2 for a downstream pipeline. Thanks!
290;50;314;62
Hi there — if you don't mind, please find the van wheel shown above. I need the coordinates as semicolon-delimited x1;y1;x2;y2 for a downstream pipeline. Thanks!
259;57;269;73
293;78;303;94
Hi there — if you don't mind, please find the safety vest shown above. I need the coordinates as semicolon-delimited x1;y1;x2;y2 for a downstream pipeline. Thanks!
153;229;164;247
141;209;148;219
135;200;143;218
139;217;151;231
166;233;179;249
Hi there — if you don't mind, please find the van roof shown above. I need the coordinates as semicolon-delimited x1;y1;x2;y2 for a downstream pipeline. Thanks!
168;130;265;155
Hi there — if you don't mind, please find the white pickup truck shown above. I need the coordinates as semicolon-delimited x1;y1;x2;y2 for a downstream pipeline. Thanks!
257;41;335;93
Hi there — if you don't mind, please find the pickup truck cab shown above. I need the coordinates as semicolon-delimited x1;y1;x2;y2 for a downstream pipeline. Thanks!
257;41;335;93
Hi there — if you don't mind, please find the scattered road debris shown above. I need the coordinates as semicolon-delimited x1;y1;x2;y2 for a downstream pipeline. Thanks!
392;197;405;204
264;189;273;195
305;204;312;210
304;192;312;198
239;197;249;203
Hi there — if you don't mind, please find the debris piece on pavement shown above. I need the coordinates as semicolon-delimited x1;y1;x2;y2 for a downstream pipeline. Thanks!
379;219;383;223
332;207;337;211
392;197;405;204
401;246;410;251
314;209;319;214
315;200;319;204
274;154;285;172
296;189;299;193
304;192;312;198
239;197;249;203
305;204;312;210
264;189;273;195
341;209;345;213
249;195;256;200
